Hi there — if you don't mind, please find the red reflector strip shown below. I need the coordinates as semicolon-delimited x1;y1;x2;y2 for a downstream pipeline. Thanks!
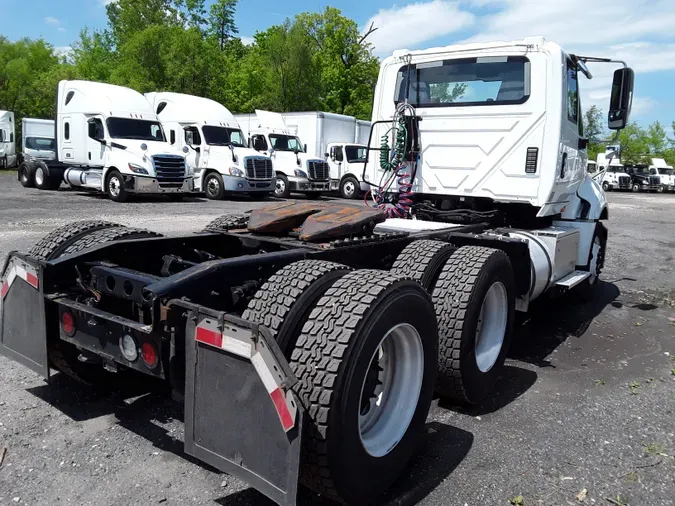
270;388;295;432
0;281;8;299
25;272;39;289
195;326;223;348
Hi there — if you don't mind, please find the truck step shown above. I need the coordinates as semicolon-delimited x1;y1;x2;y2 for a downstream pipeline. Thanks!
553;270;591;289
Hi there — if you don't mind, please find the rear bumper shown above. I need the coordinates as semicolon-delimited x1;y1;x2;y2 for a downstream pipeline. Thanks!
129;175;194;194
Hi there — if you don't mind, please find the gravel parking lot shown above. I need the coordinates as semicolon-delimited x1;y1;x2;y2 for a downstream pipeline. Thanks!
0;173;674;506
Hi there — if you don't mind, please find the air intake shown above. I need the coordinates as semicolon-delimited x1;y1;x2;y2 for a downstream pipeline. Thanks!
525;148;538;174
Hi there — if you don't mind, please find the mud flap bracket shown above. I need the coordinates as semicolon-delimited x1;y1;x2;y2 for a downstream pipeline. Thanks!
183;305;302;506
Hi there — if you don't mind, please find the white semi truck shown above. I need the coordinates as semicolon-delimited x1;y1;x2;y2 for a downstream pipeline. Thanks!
145;93;274;200
648;158;674;192
0;37;633;506
235;111;333;198
0;111;17;169
279;111;372;199
596;147;631;191
29;80;193;200
18;118;56;188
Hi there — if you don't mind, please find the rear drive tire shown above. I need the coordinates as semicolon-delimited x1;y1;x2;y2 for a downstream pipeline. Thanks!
29;221;123;260
34;162;57;190
243;260;351;355
19;162;35;188
391;239;457;291
432;246;515;405
204;172;225;200
203;213;249;233
60;226;163;256
274;174;291;198
291;270;438;504
106;169;129;202
339;176;360;199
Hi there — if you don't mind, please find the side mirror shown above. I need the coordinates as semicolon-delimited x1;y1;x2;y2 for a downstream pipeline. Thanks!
87;119;104;142
608;67;634;130
303;144;307;153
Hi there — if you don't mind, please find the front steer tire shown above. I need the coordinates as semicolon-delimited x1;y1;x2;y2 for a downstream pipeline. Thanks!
19;162;35;188
290;270;438;505
242;260;352;356
432;246;515;405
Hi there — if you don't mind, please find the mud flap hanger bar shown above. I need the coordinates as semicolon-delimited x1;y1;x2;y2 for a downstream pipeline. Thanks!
175;299;303;506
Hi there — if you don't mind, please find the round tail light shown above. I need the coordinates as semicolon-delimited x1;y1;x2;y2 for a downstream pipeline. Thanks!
119;334;138;362
61;311;75;336
141;342;158;368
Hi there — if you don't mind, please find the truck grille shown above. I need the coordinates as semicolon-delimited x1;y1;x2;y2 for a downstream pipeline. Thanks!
153;155;186;182
619;176;630;186
650;176;660;186
245;157;273;180
308;161;330;181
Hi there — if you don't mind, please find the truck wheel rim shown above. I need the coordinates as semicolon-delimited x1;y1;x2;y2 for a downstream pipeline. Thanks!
275;178;285;196
206;177;219;196
474;282;508;373
109;176;121;197
343;180;355;196
35;167;44;186
358;323;424;458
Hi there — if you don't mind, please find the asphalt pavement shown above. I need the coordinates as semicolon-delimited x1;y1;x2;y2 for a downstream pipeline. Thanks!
0;173;673;506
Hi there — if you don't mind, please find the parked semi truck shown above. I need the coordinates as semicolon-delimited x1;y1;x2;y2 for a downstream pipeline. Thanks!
279;111;372;199
18;118;56;188
0;110;17;169
24;80;193;200
648;158;674;192
0;37;633;506
596;147;631;191
145;92;274;200
235;111;332;198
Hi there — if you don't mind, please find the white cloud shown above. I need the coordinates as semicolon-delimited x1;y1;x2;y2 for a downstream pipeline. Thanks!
363;1;475;56
241;36;255;46
100;0;117;5
54;46;73;59
44;16;61;26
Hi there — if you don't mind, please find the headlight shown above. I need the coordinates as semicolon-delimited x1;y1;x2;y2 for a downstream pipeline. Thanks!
228;167;244;177
128;163;148;175
294;169;308;178
186;164;194;176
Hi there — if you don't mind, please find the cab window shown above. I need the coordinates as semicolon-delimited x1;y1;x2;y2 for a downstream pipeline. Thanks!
566;59;579;125
184;126;201;146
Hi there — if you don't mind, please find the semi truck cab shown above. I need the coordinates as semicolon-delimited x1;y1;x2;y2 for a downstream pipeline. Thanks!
326;142;370;198
0;111;17;169
145;93;274;200
649;158;674;192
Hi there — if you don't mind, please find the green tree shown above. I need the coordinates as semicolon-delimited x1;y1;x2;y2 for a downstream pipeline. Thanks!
617;122;649;165
646;121;667;155
208;0;238;50
583;105;606;163
72;29;116;82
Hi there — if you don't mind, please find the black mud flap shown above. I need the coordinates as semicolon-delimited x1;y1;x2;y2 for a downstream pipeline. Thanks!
183;306;303;506
0;253;49;378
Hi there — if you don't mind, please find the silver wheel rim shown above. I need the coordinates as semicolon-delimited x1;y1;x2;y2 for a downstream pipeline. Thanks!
275;177;286;196
35;167;44;186
108;176;121;197
588;237;601;284
343;180;356;196
358;323;424;458
475;282;508;373
207;177;220;196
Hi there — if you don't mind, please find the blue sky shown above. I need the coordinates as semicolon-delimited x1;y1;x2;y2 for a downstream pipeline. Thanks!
1;0;674;131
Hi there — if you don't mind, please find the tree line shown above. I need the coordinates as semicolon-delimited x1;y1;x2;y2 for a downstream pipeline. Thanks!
0;0;380;133
584;105;675;166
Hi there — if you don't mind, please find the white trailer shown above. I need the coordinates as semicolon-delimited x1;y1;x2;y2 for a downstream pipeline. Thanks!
0;111;17;169
146;92;274;200
235;111;372;199
648;158;674;192
28;80;193;201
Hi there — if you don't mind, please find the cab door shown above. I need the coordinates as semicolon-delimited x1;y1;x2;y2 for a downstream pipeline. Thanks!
559;58;584;194
184;126;202;169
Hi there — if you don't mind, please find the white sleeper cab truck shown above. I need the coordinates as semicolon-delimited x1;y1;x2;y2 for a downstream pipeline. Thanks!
649;158;674;192
18;118;56;188
145;92;274;200
236;110;331;198
280;111;372;199
53;80;193;201
596;148;630;191
0;111;17;169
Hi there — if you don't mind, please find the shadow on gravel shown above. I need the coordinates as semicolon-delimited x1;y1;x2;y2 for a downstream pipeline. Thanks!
509;280;621;368
74;192;207;203
214;422;473;506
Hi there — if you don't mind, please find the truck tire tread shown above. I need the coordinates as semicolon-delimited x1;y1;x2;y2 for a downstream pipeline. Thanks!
29;220;124;261
203;214;249;233
62;227;163;256
432;245;515;404
391;239;457;291
243;260;351;355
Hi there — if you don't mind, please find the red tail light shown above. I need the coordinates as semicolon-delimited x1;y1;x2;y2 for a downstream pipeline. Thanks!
61;311;75;336
141;342;158;368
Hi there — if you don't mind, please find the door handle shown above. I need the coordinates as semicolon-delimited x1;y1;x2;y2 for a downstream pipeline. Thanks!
560;153;567;179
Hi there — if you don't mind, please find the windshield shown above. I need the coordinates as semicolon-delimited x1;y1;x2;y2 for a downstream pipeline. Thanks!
634;167;648;175
106;118;166;141
25;137;55;150
658;168;674;175
345;145;367;162
202;126;245;147
269;134;304;152
396;56;530;107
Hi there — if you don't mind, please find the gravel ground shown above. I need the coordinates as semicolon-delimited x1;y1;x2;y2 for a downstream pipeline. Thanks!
0;173;674;506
